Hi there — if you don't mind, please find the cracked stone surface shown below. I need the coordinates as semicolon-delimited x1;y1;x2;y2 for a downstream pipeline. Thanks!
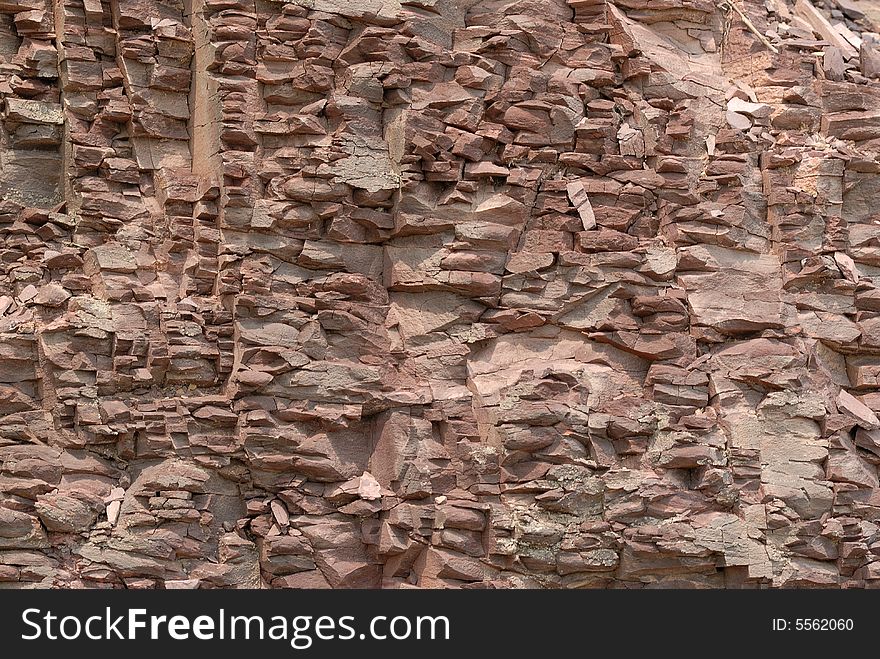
1;0;880;589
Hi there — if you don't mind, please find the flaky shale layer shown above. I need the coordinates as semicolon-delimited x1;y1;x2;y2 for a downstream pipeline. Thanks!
1;0;880;588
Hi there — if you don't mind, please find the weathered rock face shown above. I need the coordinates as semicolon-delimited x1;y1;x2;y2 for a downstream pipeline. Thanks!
1;0;880;589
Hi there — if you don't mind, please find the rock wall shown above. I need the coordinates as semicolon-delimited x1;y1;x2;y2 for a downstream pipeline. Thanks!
2;0;880;588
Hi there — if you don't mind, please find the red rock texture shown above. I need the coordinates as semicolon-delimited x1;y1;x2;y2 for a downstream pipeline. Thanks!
2;0;880;588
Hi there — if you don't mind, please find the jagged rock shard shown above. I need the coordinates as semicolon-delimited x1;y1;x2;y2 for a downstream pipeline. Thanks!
862;33;880;78
1;0;880;591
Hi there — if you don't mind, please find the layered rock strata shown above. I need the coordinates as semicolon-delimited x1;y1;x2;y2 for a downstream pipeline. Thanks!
1;0;880;588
